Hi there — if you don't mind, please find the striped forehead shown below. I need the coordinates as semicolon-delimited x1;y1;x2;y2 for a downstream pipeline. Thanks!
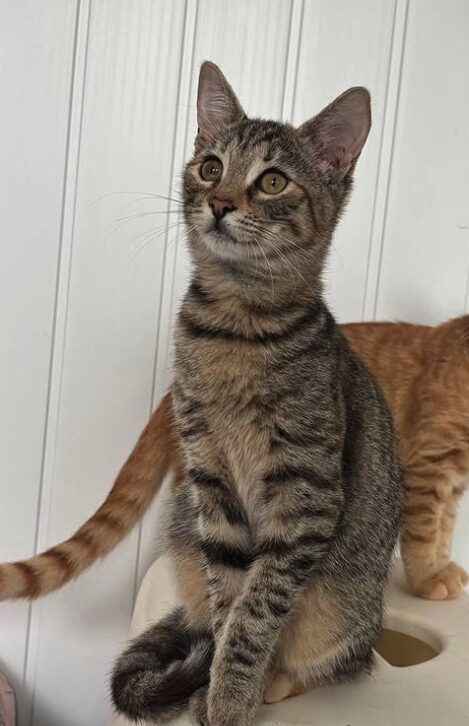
215;121;289;186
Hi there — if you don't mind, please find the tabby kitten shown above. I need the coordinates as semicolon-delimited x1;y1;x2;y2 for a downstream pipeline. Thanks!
111;62;402;725
3;317;463;606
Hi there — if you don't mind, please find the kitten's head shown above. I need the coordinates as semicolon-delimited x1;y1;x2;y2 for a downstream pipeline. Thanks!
184;62;370;274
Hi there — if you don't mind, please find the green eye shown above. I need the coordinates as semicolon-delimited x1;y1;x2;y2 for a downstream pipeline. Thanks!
259;170;288;195
200;158;223;182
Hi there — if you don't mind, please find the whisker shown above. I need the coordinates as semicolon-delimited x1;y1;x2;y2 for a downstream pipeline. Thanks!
132;220;188;259
253;239;275;306
112;208;183;227
92;190;182;206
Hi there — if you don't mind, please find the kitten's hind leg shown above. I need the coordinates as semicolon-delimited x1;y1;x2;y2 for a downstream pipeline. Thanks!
263;672;307;703
264;577;374;704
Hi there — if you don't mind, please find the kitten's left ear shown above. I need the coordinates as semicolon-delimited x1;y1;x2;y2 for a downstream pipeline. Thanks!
196;61;246;143
297;87;371;175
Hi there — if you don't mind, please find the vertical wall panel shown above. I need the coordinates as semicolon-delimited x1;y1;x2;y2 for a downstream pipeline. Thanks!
24;2;187;725
1;2;469;724
0;2;77;721
293;0;398;321
375;0;469;324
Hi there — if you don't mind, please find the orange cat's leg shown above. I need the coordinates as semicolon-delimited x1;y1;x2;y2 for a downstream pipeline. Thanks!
401;474;445;599
402;476;467;600
437;486;464;563
435;486;468;593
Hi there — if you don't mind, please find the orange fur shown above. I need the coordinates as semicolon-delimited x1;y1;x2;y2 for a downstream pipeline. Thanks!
343;316;469;599
0;391;182;599
3;317;468;602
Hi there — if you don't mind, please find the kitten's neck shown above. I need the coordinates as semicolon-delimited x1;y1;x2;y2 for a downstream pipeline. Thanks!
184;244;323;339
191;245;323;314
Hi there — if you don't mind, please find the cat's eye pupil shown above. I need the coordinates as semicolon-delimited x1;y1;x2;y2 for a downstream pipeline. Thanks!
259;171;288;195
200;158;223;182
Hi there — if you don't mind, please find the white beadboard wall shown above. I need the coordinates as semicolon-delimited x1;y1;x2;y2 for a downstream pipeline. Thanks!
1;1;468;724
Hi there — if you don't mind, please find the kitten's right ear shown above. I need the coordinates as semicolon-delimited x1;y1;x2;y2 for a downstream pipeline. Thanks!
196;61;245;144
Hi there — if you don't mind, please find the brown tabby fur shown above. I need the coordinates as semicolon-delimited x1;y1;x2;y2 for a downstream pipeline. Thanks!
1;317;468;602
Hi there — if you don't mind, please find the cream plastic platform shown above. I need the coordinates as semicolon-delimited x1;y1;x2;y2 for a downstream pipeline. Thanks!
110;555;469;725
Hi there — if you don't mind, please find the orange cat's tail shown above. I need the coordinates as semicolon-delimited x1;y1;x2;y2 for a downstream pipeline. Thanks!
0;391;182;600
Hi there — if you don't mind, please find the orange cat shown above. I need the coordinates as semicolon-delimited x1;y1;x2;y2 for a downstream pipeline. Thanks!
343;317;469;600
1;317;467;601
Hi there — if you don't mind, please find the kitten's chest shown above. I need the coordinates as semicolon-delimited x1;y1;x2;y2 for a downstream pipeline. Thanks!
175;317;269;406
175;327;273;506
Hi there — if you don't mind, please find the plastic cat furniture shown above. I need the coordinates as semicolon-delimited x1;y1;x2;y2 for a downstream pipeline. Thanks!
109;554;469;725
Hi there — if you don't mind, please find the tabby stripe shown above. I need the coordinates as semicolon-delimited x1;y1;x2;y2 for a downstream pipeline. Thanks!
272;423;328;448
75;529;100;553
180;302;320;344
264;465;331;488
218;500;247;527
228;633;265;656
244;297;301;316
182;401;202;417
198;494;247;527
403;531;433;544
93;512;125;533
280;505;339;523
190;469;247;525
189;279;214;306
180;421;208;438
257;532;331;558
41;548;73;573
246;601;264;619
265;597;290;618
189;468;224;488
406;503;436;517
231;650;256;668
200;540;253;569
289;552;318;575
15;562;39;597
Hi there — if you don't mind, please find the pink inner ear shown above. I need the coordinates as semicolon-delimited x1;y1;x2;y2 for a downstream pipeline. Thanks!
332;145;353;170
299;87;371;172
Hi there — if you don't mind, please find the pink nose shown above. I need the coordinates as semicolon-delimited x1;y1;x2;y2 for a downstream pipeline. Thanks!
210;197;236;220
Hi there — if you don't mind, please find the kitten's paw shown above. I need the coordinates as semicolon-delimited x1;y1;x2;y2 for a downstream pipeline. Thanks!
207;690;252;726
190;686;209;725
263;672;307;703
413;562;469;600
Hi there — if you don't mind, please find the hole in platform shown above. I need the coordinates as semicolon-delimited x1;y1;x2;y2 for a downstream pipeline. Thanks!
375;627;440;667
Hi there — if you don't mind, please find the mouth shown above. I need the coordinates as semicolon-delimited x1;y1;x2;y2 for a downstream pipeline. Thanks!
206;219;237;243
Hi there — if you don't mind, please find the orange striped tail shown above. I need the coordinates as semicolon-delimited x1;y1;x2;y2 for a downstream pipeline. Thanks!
0;391;183;599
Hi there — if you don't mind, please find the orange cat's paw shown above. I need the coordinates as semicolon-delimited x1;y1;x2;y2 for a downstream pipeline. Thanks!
413;562;469;600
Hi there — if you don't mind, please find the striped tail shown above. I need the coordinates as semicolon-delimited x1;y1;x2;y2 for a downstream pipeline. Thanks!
0;391;184;600
111;607;213;723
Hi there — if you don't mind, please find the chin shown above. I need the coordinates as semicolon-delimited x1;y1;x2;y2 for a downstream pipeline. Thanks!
202;229;251;262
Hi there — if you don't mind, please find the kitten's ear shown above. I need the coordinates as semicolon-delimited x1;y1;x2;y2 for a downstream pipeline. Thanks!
297;87;371;174
196;61;245;142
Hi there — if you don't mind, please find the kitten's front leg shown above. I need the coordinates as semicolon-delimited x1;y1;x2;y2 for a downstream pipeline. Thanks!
207;471;342;726
190;467;252;635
